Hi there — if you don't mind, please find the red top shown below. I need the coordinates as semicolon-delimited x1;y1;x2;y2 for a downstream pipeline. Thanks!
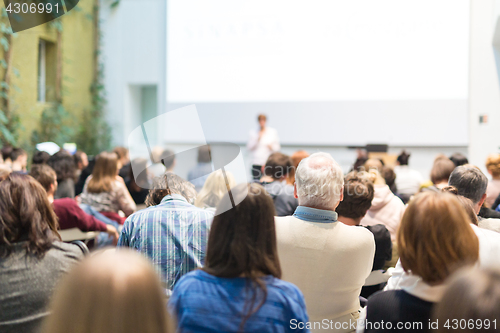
52;198;108;232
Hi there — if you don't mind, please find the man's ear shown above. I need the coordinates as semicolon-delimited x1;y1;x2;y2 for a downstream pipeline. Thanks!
479;193;487;208
339;186;344;202
294;183;298;199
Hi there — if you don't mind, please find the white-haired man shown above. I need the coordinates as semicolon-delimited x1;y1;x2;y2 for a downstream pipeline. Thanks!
275;152;375;333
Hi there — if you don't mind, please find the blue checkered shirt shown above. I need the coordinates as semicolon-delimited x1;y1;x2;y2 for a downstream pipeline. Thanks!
117;194;214;295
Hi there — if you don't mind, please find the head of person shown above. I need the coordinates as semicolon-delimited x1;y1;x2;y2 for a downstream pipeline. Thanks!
197;145;211;164
0;174;59;258
257;114;267;129
263;152;292;181
47;150;76;182
287;150;309;185
433;266;500;333
336;172;374;225
448;165;488;213
364;158;383;172
398;192;479;285
11;148;27;167
441;186;478;225
194;170;236;209
74;151;89;171
449;153;469;167
294;152;344;210
128;158;149;189
87;151;119;194
160;149;176;171
113;146;129;166
430;155;456;187
0;164;10;181
30;164;58;197
485;153;500;179
382;166;396;190
145;172;196;206
397;151;411;166
32;150;50;165
42;250;172;333
204;183;280;328
1;145;12;163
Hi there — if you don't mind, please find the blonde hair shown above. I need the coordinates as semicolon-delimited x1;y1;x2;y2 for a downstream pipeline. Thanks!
398;192;479;285
195;170;236;208
87;152;118;193
42;250;172;333
486;154;500;177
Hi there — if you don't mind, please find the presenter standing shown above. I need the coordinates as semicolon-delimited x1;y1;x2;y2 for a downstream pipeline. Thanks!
247;114;280;180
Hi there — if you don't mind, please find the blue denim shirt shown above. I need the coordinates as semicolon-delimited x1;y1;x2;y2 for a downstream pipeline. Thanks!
292;206;338;223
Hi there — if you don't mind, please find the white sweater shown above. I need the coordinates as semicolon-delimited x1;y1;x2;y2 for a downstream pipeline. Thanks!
275;215;375;325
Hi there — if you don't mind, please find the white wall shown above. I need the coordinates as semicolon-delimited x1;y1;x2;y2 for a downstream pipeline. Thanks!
100;0;166;146
468;0;500;175
100;0;497;181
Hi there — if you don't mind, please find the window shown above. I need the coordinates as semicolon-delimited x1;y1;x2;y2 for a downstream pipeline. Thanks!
37;39;56;103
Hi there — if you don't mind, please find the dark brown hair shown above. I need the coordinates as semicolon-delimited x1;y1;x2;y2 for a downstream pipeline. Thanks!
0;174;60;258
398;192;479;284
336;172;374;219
203;183;281;330
47;150;76;182
264;152;292;180
430;156;456;185
433;267;500;332
30;164;57;192
87;152;118;193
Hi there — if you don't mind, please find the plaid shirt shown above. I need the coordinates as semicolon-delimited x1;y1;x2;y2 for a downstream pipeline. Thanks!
117;194;214;294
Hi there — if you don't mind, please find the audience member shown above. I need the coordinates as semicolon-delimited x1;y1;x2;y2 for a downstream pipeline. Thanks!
194;169;236;212
75;157;95;196
188;145;213;191
362;192;479;333
360;165;405;242
433;267;500;333
126;158;151;204
42;250;174;333
0;174;83;333
287;150;309;185
394;150;423;203
260;152;298;216
114;146;131;182
275;152;375;331
1;144;12;168
80;151;136;224
448;165;500;232
73;150;89;179
10;148;28;174
449;152;469;167
352;149;369;172
161;148;176;172
485;153;500;208
247;114;280;181
381;165;397;195
0;164;10;181
29;164;119;244
170;183;309;333
336;172;392;298
425;155;455;191
118;172;213;294
441;186;479;225
47;150;76;199
32;150;50;165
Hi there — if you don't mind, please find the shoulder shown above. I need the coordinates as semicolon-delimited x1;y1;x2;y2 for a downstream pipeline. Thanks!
172;270;211;295
54;197;78;208
47;241;84;263
364;224;391;240
338;222;375;240
268;278;304;301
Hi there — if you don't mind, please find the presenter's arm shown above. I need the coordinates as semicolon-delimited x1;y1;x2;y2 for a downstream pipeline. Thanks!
246;130;259;151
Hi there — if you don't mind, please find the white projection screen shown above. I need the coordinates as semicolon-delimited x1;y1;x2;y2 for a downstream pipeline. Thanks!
166;0;470;146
